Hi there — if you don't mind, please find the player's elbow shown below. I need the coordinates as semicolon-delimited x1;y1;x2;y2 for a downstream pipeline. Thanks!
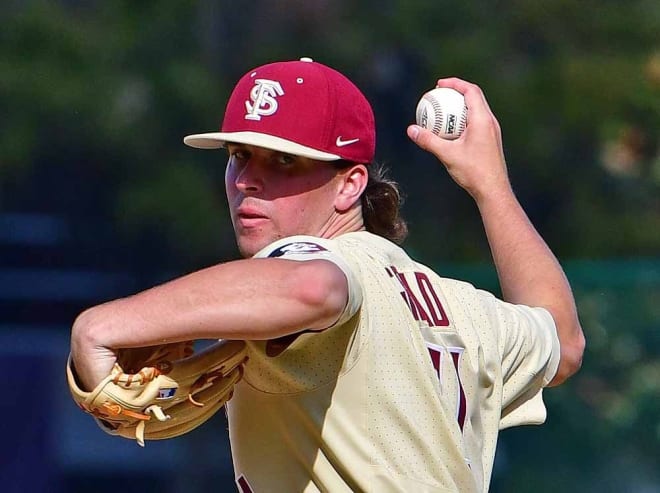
71;301;125;349
71;307;99;347
549;326;586;387
290;260;348;329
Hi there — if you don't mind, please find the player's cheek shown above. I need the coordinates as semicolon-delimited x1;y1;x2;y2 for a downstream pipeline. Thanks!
224;168;235;192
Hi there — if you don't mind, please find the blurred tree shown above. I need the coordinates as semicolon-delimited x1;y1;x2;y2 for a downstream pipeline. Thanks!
2;0;657;267
0;0;230;273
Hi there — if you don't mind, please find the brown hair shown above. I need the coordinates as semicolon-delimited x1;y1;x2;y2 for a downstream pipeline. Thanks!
334;161;408;244
362;163;408;244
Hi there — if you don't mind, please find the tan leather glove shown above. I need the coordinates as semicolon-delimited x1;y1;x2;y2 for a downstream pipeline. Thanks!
67;339;248;446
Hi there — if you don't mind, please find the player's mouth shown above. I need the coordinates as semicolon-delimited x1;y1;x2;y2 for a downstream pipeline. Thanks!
236;206;268;228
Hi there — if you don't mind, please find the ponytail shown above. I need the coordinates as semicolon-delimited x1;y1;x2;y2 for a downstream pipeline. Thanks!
361;163;408;244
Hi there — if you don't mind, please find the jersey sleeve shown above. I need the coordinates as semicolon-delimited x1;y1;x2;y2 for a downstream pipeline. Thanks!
478;291;561;429
253;235;363;328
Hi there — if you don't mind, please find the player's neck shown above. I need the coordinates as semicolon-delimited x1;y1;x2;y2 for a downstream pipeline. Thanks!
318;206;365;239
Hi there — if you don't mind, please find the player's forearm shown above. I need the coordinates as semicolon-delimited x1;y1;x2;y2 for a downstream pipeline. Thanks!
70;258;347;387
74;258;345;346
477;188;565;305
476;188;585;384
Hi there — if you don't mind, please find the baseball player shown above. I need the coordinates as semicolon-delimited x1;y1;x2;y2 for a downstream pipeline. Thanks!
70;57;585;492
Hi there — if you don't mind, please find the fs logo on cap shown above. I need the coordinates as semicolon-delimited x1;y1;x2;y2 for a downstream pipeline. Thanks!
245;79;284;121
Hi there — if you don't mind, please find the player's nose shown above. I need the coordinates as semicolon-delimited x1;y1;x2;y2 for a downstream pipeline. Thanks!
233;161;264;195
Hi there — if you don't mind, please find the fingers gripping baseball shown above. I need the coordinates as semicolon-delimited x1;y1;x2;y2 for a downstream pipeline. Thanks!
409;78;511;200
407;124;450;155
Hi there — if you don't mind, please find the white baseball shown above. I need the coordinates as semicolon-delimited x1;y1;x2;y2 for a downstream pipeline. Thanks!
415;87;468;140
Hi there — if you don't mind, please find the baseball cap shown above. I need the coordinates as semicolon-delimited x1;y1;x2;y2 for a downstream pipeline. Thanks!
183;57;375;164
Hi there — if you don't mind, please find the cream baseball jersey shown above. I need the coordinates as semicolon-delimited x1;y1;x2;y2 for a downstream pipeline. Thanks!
226;231;560;493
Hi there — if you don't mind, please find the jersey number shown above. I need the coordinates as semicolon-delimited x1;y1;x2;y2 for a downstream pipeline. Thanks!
427;343;467;431
237;476;254;493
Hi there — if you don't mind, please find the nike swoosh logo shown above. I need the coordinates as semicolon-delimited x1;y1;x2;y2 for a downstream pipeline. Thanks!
336;136;360;147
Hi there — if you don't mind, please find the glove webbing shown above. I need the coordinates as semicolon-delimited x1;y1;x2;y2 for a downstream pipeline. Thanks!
91;365;171;423
102;363;228;446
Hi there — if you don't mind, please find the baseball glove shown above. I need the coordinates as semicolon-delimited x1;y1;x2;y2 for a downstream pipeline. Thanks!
67;339;248;446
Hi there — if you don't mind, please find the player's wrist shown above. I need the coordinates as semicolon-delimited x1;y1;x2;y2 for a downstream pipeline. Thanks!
71;314;118;391
464;172;513;203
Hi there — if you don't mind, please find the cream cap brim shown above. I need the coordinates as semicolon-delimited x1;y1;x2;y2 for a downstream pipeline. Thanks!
183;131;341;161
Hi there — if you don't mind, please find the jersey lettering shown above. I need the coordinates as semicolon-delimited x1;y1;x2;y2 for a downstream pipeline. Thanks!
386;266;450;327
415;272;450;326
427;343;467;431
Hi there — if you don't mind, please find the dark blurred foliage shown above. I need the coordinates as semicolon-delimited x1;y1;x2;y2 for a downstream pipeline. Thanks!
0;1;658;491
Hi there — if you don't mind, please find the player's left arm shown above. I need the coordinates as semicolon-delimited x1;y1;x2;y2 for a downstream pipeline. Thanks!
70;257;348;391
476;190;584;387
408;77;585;387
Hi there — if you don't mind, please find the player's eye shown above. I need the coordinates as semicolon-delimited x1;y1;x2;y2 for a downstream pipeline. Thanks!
275;153;296;166
228;149;249;162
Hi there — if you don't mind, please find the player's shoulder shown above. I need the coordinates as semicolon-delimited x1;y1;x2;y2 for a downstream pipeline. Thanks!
334;231;409;261
414;263;498;309
253;235;338;259
254;232;393;260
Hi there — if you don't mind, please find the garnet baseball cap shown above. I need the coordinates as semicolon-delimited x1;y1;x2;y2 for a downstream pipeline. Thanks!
183;57;375;164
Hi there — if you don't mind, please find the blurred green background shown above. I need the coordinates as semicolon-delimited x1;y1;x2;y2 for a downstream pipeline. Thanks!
1;1;658;492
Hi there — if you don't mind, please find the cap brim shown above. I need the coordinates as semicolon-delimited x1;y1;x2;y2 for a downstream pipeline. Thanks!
183;131;341;161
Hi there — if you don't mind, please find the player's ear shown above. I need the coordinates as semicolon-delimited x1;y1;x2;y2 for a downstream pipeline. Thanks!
334;164;368;212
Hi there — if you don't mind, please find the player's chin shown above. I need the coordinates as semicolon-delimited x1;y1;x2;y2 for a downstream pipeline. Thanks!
235;232;274;258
